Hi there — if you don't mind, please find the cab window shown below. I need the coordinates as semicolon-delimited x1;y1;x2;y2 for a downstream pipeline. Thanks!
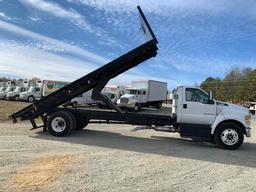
185;88;209;104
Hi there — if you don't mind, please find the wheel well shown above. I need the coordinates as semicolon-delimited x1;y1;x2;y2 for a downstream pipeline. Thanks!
215;120;246;135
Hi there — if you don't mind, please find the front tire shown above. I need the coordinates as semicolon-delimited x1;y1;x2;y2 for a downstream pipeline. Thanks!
214;122;244;150
133;104;140;112
72;101;78;108
47;111;75;136
156;102;162;109
14;95;19;101
28;96;35;102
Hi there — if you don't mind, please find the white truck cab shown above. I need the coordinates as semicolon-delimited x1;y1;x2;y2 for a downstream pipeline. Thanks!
0;85;15;100
117;80;167;111
6;86;28;101
172;86;251;149
20;85;41;102
0;87;6;93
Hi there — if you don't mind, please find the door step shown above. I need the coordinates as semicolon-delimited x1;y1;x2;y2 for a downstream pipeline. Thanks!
154;126;177;133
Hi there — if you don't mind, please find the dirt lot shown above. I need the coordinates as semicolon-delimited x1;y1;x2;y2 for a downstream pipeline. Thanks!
0;118;256;192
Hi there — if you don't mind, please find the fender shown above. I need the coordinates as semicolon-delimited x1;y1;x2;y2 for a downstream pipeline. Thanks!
211;112;247;134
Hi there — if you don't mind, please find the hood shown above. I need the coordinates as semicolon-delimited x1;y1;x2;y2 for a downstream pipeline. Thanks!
7;91;18;95
7;91;15;96
20;91;29;96
120;94;136;99
217;100;249;116
0;92;6;96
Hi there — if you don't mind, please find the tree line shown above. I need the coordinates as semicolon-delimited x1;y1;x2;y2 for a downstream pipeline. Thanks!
200;67;256;103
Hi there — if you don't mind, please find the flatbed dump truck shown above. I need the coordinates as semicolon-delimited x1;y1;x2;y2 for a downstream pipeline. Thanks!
10;6;251;150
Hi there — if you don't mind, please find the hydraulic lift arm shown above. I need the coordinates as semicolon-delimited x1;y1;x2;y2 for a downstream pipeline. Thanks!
10;6;158;122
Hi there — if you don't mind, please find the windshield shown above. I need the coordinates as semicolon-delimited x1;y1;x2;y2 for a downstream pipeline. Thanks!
22;87;28;92
0;87;6;92
28;86;35;92
14;87;21;92
5;86;12;92
127;89;138;95
103;92;115;99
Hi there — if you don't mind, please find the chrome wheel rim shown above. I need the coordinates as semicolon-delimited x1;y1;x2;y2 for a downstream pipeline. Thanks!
221;129;239;146
51;117;66;132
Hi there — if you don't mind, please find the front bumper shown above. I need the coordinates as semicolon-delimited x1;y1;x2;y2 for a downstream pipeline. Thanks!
19;95;28;100
0;94;6;99
6;95;15;100
245;127;252;137
117;103;135;108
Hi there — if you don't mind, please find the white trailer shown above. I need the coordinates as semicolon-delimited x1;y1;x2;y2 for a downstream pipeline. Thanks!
117;80;167;111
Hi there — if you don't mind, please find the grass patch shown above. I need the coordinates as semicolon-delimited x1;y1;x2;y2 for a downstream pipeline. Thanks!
0;100;30;121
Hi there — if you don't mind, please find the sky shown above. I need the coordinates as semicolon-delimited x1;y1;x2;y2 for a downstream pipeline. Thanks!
1;0;256;89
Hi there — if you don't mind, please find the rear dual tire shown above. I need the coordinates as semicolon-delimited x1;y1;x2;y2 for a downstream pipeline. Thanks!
28;96;35;102
47;110;88;136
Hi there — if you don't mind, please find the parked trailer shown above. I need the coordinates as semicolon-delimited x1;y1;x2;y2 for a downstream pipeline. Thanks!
10;6;251;150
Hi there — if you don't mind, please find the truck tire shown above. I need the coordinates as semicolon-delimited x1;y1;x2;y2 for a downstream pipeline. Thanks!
214;122;244;150
133;104;140;112
76;114;88;130
15;95;19;101
76;119;88;130
28;96;35;102
156;102;162;109
47;111;75;136
68;111;77;132
72;101;78;108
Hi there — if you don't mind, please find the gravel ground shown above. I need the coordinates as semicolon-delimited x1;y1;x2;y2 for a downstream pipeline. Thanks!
0;120;256;192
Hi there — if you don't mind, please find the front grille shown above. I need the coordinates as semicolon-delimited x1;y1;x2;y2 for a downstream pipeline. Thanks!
120;98;129;104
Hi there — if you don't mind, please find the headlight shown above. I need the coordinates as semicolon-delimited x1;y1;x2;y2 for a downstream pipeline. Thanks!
245;114;251;125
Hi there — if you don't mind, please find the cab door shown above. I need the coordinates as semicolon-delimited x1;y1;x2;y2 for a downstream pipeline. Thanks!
137;90;147;104
181;88;216;125
34;87;41;99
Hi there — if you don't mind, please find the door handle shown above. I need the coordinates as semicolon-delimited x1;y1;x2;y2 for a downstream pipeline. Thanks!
183;104;187;109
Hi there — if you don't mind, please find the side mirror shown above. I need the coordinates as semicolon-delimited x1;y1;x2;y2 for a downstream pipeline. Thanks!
208;91;215;104
209;91;213;101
